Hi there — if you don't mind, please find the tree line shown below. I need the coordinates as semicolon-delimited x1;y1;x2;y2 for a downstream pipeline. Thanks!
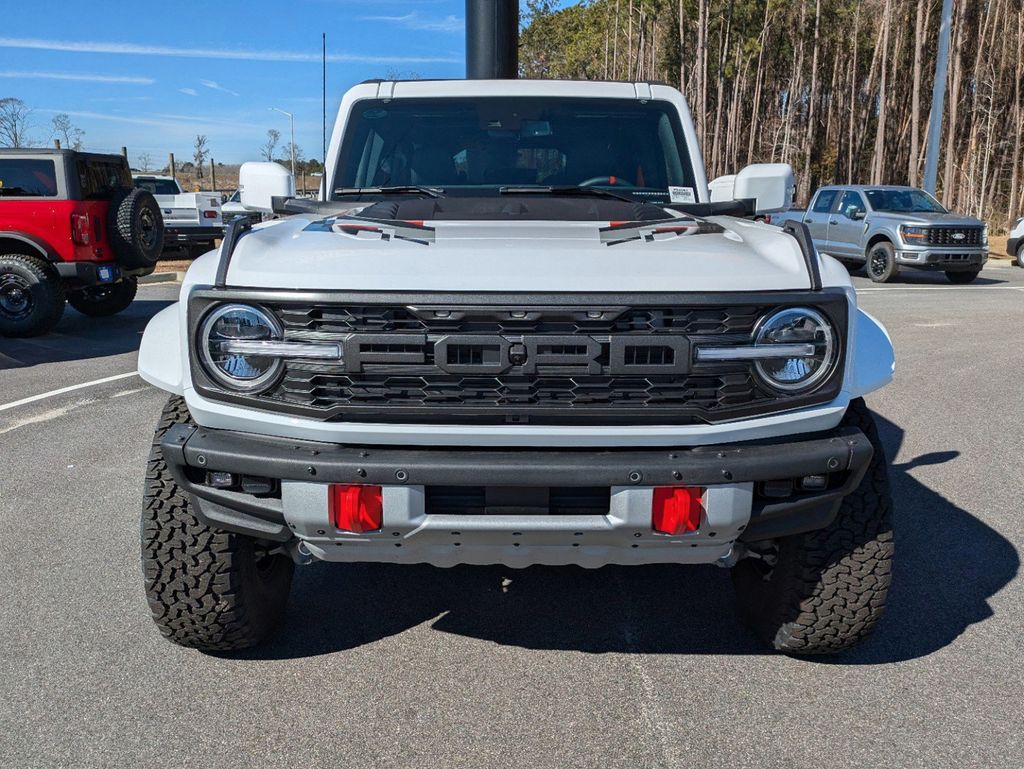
521;0;1024;230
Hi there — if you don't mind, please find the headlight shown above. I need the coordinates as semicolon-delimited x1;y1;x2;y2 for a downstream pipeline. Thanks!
199;303;284;392
753;307;836;392
900;225;928;241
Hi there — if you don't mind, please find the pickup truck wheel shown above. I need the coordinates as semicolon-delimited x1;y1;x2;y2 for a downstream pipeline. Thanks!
731;398;893;655
0;253;66;337
865;242;898;283
68;276;137;317
944;270;981;284
110;188;165;270
142;396;294;651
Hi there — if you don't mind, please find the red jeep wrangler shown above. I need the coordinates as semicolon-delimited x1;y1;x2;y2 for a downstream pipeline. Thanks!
0;148;164;337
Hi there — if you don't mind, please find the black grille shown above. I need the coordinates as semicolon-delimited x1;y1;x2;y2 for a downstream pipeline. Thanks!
275;304;762;336
924;227;983;246
189;291;848;425
274;366;761;415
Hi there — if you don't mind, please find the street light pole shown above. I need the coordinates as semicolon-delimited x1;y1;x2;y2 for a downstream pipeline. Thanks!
923;0;954;195
270;107;296;178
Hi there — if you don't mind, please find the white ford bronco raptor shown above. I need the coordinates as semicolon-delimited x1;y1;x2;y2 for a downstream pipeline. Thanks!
138;78;895;655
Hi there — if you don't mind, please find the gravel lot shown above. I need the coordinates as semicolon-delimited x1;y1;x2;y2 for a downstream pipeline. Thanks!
1;263;1021;769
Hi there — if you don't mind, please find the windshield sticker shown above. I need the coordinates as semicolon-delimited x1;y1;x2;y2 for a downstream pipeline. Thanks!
668;186;696;204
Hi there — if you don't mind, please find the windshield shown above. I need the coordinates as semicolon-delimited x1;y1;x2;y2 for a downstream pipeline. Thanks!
334;97;696;202
135;178;180;195
865;188;946;213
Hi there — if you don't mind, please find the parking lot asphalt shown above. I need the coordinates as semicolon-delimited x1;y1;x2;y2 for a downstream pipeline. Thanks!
1;262;1022;769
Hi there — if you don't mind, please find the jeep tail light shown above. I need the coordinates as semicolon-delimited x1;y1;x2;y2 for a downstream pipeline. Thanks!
651;486;704;535
71;212;92;245
203;210;218;219
329;484;383;533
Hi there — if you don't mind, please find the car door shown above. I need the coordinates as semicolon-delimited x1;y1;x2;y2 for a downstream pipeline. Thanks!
802;188;840;253
827;190;868;261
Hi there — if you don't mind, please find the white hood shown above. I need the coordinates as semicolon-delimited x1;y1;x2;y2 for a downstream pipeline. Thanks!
222;216;827;293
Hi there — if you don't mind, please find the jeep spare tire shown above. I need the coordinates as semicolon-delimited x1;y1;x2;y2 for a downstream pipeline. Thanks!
109;188;164;269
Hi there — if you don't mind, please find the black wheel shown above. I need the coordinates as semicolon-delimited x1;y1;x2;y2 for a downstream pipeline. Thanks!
865;242;898;283
945;270;981;284
142;396;294;651
731;398;894;655
68;276;137;317
0;253;66;337
109;188;164;269
1016;245;1024;268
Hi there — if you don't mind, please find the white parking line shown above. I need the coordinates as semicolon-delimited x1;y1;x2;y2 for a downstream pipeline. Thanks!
0;372;139;413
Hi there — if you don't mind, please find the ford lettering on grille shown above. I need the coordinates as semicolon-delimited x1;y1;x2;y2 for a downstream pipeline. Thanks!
340;333;690;376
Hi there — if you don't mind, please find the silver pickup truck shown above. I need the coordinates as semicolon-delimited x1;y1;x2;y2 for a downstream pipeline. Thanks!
774;185;988;283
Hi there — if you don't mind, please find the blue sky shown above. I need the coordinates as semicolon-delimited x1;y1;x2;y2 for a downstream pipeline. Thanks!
1;0;468;164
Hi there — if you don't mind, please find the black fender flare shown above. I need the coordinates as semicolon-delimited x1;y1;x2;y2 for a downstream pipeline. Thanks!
0;230;60;261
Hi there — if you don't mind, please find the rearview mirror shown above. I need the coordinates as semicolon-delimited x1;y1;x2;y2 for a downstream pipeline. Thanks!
732;163;795;214
239;162;295;213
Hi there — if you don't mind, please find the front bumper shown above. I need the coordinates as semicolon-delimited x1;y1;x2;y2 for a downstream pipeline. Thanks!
161;423;873;568
895;246;987;270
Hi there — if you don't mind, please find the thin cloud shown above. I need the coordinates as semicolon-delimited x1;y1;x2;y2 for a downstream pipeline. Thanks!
0;36;459;64
0;70;154;84
360;12;462;33
178;87;199;96
200;79;239;96
37;108;264;132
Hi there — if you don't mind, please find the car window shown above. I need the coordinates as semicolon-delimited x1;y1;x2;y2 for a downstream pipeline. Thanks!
838;191;865;218
335;96;697;199
811;190;838;213
865;188;946;213
134;178;181;195
79;159;133;199
0;158;58;197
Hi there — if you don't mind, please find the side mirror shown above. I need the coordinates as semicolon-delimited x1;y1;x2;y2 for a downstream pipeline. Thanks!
238;162;295;212
732;163;795;214
852;209;866;221
708;174;737;203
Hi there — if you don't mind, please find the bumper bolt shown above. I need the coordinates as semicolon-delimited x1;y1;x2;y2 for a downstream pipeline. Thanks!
628;471;642;483
395;469;408;482
827;457;841;470
672;470;682;480
196;455;207;466
306;466;316;476
721;469;733;480
356;468;367;478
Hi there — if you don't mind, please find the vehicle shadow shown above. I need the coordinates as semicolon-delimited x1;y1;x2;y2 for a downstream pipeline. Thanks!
852;269;1008;287
0;299;172;370
237;413;1018;663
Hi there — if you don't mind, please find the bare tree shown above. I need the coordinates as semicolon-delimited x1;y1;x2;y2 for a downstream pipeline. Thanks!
260;129;281;162
51;113;84;151
0;97;33;147
137;152;153;172
193;134;209;184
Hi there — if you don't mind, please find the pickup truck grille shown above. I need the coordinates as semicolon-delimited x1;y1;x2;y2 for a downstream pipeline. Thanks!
924;227;983;246
189;292;848;425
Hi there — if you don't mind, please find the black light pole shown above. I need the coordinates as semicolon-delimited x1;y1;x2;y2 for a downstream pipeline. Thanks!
465;0;519;79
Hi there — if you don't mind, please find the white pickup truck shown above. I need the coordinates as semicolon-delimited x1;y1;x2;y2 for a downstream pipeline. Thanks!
138;78;896;656
132;175;222;257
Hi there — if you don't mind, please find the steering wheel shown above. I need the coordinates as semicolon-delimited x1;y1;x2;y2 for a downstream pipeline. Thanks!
578;176;636;188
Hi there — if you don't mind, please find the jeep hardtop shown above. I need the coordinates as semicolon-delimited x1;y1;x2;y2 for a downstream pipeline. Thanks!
138;78;896;655
0;148;164;336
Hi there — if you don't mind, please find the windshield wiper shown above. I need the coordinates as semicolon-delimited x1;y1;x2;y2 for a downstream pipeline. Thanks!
499;185;635;202
332;185;445;198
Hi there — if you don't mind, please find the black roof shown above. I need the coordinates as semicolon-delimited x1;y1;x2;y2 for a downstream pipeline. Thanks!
0;147;125;161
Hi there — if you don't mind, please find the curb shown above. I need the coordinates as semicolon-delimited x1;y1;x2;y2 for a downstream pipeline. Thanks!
140;271;185;284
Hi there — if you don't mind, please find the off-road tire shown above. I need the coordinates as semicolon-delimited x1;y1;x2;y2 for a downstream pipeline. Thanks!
731;398;894;655
0;253;65;337
865;241;899;283
67;276;137;317
142;396;294;651
109;188;164;269
945;269;981;284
